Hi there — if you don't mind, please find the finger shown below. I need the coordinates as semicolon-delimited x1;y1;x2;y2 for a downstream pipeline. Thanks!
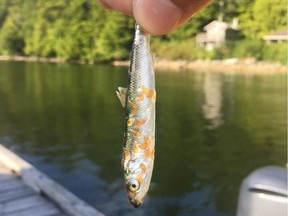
134;0;212;35
98;0;113;10
98;0;133;16
133;0;181;35
172;0;213;26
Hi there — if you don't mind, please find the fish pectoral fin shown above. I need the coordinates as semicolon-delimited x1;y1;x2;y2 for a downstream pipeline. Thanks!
116;87;127;108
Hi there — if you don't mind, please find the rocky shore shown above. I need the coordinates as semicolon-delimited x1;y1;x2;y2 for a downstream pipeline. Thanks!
114;58;287;74
0;55;286;74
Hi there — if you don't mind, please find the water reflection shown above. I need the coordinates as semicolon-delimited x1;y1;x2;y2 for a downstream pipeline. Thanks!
202;72;223;129
0;62;286;216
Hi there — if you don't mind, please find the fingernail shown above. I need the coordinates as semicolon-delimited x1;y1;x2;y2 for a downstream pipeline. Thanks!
134;0;182;35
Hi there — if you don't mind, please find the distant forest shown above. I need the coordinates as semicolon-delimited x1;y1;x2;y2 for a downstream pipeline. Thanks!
0;0;286;62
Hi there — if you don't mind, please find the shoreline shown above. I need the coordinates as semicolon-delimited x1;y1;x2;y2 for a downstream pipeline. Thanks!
0;55;286;74
114;59;287;74
0;55;67;63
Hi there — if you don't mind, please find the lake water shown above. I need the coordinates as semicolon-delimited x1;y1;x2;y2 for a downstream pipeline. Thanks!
0;61;286;216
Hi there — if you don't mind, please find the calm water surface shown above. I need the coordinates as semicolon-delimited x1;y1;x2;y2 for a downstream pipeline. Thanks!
0;61;286;216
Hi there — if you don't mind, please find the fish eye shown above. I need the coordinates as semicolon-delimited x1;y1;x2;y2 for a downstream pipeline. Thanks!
128;179;140;192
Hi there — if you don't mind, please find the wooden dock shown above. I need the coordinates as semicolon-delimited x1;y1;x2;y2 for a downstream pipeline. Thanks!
0;144;105;216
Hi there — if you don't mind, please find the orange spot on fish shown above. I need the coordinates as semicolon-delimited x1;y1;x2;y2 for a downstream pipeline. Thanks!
132;129;141;137
142;86;149;94
140;163;146;173
144;137;151;145
147;89;155;99
144;149;150;158
137;86;152;102
136;175;143;184
133;146;139;154
127;118;134;126
141;86;156;101
139;142;147;150
123;150;130;159
150;148;155;159
121;150;130;167
136;93;145;102
139;137;151;149
150;89;156;102
130;103;138;114
134;118;147;126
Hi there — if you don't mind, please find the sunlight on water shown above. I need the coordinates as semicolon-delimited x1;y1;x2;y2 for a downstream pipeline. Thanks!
202;72;223;129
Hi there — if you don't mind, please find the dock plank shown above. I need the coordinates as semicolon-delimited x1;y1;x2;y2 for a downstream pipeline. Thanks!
3;202;61;216
0;187;35;203
0;194;50;214
0;144;105;216
0;150;68;216
0;177;19;185
0;162;18;183
0;175;18;183
0;163;13;174
0;179;27;193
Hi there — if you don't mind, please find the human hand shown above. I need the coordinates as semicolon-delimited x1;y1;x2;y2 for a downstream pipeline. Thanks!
98;0;212;35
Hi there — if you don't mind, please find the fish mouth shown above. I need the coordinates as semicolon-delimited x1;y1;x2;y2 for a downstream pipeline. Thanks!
130;200;142;208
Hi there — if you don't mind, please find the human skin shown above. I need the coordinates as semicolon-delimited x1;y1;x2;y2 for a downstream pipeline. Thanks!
98;0;212;35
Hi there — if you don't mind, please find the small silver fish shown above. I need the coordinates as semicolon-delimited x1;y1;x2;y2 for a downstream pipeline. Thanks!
116;24;156;208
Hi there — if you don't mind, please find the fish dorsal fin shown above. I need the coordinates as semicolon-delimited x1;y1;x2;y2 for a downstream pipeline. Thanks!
116;87;127;108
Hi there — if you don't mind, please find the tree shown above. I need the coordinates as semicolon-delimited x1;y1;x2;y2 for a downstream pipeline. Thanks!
240;0;287;38
222;0;254;21
95;11;134;61
165;1;218;41
0;0;26;54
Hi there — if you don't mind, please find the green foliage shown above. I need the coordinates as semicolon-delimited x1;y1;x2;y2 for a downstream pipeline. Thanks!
0;0;286;62
151;38;207;60
166;2;218;41
208;43;233;60
23;0;106;59
0;0;133;61
240;0;287;38
262;43;287;65
152;38;287;65
95;11;134;61
229;40;287;64
230;40;264;59
223;0;253;20
0;0;25;55
207;40;287;64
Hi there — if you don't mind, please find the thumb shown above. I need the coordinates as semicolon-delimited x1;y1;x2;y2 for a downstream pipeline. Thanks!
133;0;212;35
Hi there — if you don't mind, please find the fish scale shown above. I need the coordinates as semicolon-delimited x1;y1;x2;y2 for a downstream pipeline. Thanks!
116;24;156;208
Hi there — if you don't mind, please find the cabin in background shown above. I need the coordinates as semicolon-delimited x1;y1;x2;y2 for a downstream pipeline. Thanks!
263;30;288;44
196;19;241;50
